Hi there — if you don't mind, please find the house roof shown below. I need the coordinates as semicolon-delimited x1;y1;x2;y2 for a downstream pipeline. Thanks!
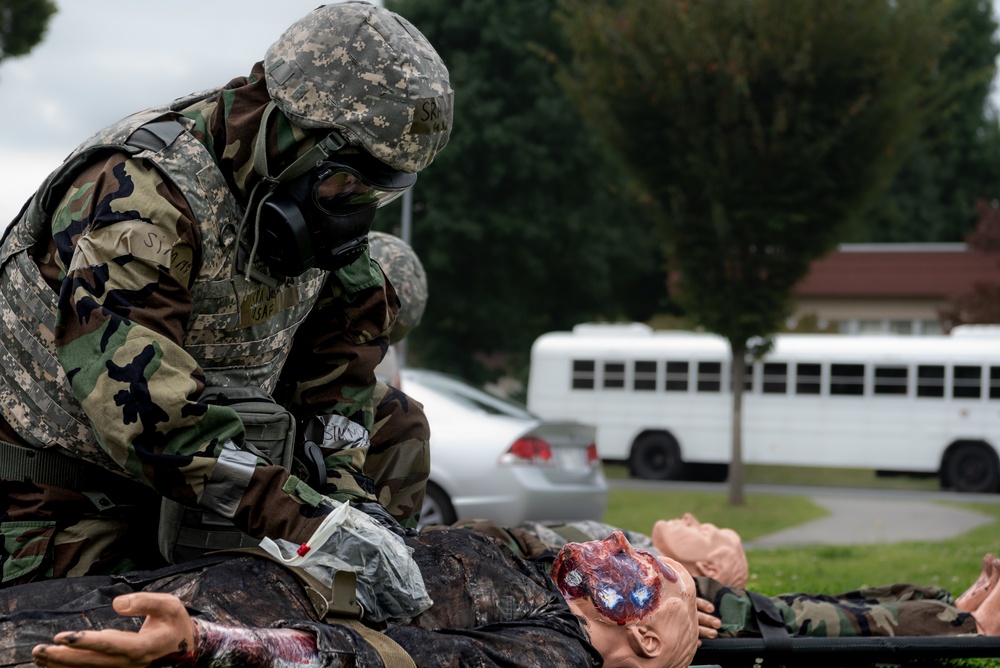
793;243;1000;299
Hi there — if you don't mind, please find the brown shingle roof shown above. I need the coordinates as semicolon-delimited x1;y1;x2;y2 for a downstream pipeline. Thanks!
793;244;1000;299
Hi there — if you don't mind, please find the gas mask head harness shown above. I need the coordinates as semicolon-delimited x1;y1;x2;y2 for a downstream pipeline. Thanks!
243;102;416;278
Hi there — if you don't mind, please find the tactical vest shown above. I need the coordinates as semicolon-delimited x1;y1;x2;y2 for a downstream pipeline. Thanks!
0;95;328;469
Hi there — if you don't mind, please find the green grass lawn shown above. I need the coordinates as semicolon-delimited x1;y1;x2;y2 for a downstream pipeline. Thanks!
600;465;1000;667
603;461;943;490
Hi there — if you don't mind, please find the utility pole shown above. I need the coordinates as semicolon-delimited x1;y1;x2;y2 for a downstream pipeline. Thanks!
397;188;413;368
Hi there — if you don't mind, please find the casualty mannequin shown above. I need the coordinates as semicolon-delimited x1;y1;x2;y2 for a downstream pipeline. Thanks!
499;516;1000;640
648;514;1000;638
24;531;699;668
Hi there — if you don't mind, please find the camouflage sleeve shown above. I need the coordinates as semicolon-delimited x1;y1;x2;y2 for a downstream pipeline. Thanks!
50;154;329;545
274;254;398;505
695;577;980;638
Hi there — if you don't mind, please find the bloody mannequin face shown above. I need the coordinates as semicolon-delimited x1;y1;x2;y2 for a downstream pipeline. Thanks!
652;513;749;588
551;531;698;668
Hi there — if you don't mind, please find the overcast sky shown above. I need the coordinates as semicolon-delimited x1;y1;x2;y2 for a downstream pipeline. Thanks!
3;2;1000;225
0;1;358;223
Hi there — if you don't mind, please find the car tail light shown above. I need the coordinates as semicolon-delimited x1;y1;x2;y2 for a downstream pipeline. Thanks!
499;436;554;466
586;443;599;467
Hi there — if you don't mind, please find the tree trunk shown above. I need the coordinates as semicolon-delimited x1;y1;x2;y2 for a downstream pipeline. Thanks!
728;339;746;506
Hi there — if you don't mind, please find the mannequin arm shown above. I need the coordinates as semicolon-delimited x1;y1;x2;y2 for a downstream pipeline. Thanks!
31;592;324;668
32;593;195;668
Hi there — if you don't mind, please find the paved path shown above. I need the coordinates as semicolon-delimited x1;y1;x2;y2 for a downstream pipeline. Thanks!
746;495;996;549
607;479;1000;547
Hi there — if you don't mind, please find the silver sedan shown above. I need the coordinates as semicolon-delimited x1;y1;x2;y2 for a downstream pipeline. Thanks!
400;368;609;528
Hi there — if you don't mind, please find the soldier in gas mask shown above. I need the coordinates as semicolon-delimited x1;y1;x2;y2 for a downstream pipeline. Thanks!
0;1;451;583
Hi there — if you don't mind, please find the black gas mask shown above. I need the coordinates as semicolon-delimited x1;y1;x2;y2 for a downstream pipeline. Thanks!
254;151;416;277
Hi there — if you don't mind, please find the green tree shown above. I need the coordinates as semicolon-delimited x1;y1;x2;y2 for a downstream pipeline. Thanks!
382;0;667;385
847;0;1000;243
561;0;952;504
0;0;56;64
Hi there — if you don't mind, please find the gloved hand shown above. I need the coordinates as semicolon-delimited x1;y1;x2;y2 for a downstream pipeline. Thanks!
353;501;416;537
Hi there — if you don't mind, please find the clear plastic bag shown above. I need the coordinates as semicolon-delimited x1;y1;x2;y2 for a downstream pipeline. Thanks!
258;500;432;624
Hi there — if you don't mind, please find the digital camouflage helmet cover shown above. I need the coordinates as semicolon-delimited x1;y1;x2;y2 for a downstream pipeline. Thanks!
369;231;427;344
264;1;453;173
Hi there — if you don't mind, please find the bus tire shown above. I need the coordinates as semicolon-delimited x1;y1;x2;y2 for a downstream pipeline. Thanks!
945;443;1000;494
629;433;684;481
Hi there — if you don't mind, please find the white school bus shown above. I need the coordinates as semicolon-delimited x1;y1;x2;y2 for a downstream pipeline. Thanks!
525;322;1000;493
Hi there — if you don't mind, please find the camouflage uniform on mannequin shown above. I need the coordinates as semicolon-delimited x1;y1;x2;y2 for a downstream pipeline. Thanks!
1;530;604;668
0;2;451;584
452;519;983;639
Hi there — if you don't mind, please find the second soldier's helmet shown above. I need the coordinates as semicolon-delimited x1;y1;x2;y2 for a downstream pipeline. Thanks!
263;1;453;173
369;231;427;344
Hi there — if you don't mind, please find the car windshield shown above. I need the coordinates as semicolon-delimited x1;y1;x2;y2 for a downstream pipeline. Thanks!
404;370;535;419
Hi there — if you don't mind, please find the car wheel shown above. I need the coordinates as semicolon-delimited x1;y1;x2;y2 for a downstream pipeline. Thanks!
419;482;457;528
945;443;1000;493
628;432;684;481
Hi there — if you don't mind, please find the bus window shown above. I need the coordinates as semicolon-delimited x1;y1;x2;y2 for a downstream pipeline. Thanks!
634;360;657;391
762;362;788;394
917;365;945;398
572;360;595;390
795;363;821;395
991;366;1000;400
953;365;982;399
729;363;754;392
603;361;626;389
697;361;722;392
665;361;689;392
830;363;865;396
874;365;908;395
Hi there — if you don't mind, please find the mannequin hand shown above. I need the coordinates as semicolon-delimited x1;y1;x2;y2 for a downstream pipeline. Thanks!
32;593;196;668
696;597;721;641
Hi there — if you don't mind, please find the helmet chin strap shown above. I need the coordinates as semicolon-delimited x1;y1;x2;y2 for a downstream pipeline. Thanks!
252;101;349;186
239;101;349;280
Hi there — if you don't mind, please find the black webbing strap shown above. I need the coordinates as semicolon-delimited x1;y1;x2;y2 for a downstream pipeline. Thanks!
0;439;90;488
125;119;186;153
748;591;793;653
0;439;140;511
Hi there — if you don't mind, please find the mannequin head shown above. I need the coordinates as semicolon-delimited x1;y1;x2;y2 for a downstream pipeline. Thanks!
551;531;698;668
651;513;749;588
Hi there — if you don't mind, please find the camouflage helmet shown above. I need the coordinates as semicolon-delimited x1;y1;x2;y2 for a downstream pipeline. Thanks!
369;231;427;344
263;2;453;173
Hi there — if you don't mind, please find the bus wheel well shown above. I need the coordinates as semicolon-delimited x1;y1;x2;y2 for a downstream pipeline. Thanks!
628;431;684;481
941;440;1000;494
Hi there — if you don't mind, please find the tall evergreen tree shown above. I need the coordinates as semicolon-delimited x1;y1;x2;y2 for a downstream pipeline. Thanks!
846;0;1000;242
383;0;667;384
561;0;953;503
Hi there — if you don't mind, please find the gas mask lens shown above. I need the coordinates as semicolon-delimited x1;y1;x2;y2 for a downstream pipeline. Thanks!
313;165;408;215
